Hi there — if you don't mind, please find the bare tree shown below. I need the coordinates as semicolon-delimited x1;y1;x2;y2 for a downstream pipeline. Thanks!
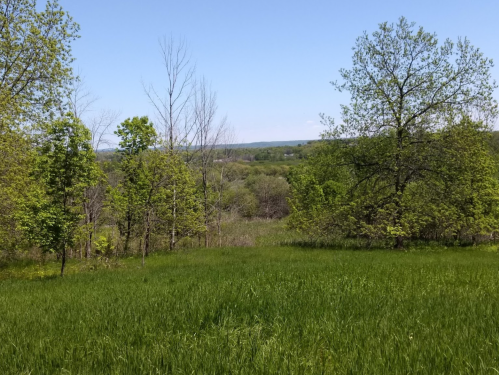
69;73;120;150
68;72;98;121
82;109;120;258
193;78;228;247
212;129;236;246
88;109;120;150
68;74;120;258
144;36;196;150
144;37;198;250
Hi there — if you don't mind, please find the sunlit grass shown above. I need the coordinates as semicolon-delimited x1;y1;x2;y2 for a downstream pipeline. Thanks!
2;246;499;374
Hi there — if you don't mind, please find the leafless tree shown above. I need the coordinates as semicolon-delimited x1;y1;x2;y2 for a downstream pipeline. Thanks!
68;72;98;121
68;74;120;258
144;36;196;150
192;77;229;247
211;129;236;246
143;37;199;251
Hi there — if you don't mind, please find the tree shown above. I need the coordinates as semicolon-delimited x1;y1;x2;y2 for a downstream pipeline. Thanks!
18;115;98;276
141;149;203;257
0;126;32;254
246;175;290;219
68;75;120;259
414;118;499;242
292;17;498;248
192;78;228;247
144;36;195;150
144;37;198;249
0;0;78;255
112;116;156;253
0;0;79;124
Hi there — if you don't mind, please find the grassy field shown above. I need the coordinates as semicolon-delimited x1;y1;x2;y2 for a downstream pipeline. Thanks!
1;246;499;374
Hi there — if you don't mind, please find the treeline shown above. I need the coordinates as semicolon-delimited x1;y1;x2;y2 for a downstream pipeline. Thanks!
0;114;293;274
97;141;317;164
0;0;295;275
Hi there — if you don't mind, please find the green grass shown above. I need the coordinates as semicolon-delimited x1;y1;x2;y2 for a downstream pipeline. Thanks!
1;246;499;374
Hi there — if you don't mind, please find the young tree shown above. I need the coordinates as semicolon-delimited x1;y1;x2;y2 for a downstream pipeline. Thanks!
68;75;120;258
250;175;290;219
316;17;498;248
144;37;198;249
112;116;156;253
140;149;203;257
18;115;98;276
144;36;195;150
192;78;228;247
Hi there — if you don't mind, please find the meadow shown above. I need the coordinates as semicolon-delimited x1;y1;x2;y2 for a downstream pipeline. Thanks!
1;244;499;374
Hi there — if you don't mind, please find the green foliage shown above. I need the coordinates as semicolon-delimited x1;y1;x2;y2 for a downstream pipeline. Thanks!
18;115;98;259
94;235;114;258
111;116;156;252
292;18;499;247
223;185;258;218
246;175;290;219
0;0;78;254
142;150;204;244
111;118;203;253
115;116;157;156
2;247;499;373
0;126;33;253
289;119;499;245
0;0;79;123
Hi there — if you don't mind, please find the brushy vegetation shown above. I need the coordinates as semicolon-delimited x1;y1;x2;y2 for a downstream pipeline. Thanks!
2;245;499;374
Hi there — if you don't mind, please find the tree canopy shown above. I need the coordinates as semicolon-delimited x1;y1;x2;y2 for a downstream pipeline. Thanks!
290;18;499;248
0;0;79;125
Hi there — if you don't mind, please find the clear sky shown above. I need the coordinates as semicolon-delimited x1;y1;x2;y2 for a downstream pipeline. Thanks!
58;0;499;145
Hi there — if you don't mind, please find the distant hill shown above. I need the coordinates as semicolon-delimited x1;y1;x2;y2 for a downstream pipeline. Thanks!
221;140;313;149
97;140;315;152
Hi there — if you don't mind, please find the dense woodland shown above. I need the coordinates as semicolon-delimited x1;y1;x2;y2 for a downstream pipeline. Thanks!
1;2;499;277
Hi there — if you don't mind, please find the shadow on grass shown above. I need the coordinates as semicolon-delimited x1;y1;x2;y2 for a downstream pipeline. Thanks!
281;238;499;252
280;238;379;251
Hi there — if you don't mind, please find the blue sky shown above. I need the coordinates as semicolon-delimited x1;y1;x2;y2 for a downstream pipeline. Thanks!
59;0;499;144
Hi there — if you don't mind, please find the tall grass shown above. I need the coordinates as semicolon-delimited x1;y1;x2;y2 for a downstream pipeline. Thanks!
1;247;499;374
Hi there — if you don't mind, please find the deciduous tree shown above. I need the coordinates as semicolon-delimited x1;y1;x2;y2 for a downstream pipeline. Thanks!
292;17;498;247
18;115;98;276
111;116;156;253
0;0;79;124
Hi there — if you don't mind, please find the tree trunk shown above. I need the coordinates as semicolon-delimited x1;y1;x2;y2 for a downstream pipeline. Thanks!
124;212;132;253
203;171;209;248
144;210;151;257
170;182;176;250
217;166;224;247
84;201;92;258
395;236;404;250
393;126;404;250
60;243;66;277
142;238;145;268
86;231;92;259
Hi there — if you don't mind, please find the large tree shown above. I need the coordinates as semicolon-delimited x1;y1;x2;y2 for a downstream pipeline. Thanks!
291;17;498;248
0;0;79;124
0;0;78;254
